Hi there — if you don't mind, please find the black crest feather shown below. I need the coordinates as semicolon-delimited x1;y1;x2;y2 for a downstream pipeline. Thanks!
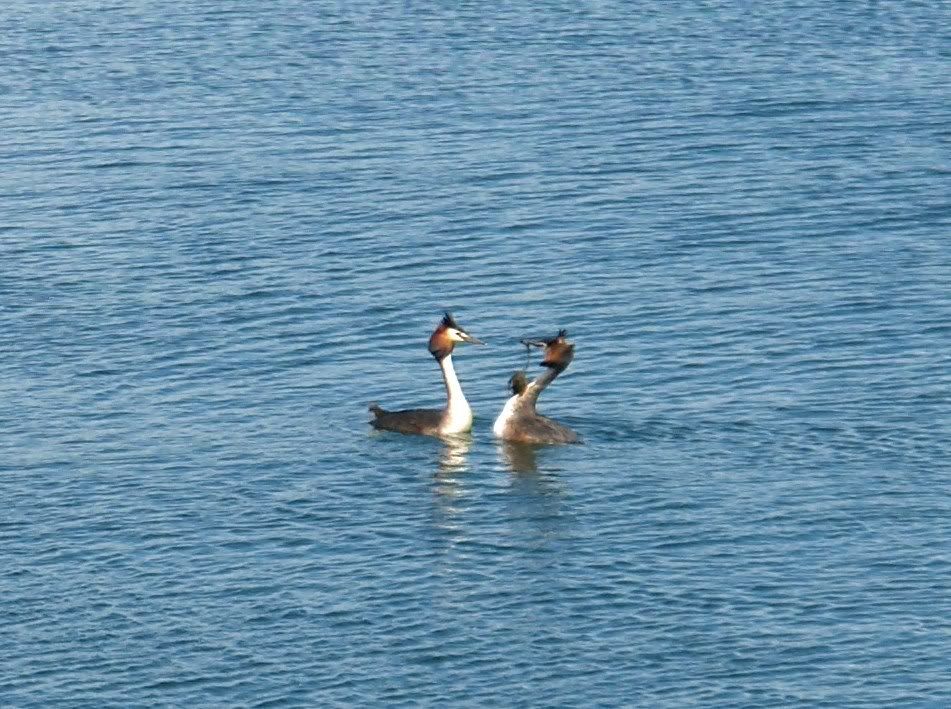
441;312;460;330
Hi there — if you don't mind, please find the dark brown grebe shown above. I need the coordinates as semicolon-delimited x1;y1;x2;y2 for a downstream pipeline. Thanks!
493;330;581;445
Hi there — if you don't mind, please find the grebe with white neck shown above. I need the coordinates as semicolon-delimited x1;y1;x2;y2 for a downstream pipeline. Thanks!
493;329;581;445
369;313;484;437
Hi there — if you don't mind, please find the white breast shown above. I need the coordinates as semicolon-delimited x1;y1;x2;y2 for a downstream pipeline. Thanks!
493;395;520;438
440;397;473;435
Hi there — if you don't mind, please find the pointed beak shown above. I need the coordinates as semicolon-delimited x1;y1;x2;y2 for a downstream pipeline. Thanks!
460;332;484;345
520;338;547;348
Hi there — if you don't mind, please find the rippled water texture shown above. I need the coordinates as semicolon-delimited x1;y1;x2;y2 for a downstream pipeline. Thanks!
2;1;949;706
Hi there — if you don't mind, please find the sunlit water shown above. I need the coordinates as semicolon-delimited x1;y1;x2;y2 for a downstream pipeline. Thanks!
2;1;949;706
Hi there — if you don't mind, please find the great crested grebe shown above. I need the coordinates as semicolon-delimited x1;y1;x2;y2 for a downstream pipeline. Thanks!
493;329;582;445
369;313;484;437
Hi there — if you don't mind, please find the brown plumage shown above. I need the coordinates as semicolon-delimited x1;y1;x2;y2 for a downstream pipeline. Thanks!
368;404;444;436
493;330;582;445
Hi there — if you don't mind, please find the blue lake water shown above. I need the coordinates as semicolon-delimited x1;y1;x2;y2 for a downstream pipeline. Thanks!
2;1;949;706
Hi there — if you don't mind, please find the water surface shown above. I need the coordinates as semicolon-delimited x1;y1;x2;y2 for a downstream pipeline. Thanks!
2;1;949;706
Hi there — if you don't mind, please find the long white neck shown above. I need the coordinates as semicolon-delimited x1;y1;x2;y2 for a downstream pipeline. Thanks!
438;353;472;433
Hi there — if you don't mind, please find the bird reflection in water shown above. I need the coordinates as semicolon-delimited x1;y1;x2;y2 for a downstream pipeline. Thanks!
498;440;540;473
497;441;567;497
437;433;471;474
431;434;472;536
496;442;568;543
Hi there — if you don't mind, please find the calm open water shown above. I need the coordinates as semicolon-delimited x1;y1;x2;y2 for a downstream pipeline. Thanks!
2;1;950;706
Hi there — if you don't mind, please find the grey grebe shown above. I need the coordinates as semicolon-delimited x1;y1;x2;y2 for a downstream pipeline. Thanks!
493;330;582;445
369;313;484;437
